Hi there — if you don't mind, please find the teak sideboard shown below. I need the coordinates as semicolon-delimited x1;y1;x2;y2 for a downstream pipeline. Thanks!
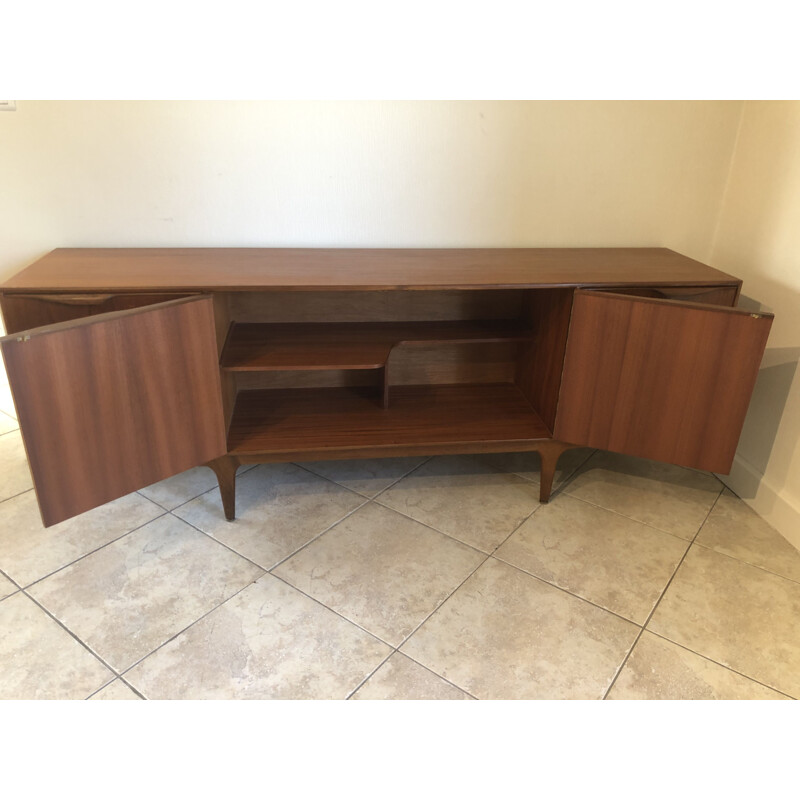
0;248;773;528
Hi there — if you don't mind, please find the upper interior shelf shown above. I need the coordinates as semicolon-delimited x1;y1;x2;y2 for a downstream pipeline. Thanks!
220;319;532;371
0;248;741;292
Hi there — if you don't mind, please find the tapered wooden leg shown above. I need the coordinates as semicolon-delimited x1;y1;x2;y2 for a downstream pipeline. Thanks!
537;442;572;503
207;456;239;520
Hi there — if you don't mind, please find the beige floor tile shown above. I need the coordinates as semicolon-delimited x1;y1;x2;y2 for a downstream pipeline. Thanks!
401;558;638;699
696;489;800;583
495;495;687;624
0;489;165;587
0;431;33;501
0;592;114;699
607;631;788;700
28;515;264;672
649;546;800;697
0;381;16;420
562;451;722;539
125;574;391;699
351;653;472;700
297;456;428;498
0;572;18;600
274;502;484;646
89;680;142;700
0;412;18;435
481;447;595;486
376;455;540;552
174;463;365;568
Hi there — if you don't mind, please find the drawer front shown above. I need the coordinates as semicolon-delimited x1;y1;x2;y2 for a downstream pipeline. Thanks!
0;292;195;335
592;285;739;307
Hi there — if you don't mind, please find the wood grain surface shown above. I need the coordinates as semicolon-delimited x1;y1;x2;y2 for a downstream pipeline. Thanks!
1;247;740;292
227;383;550;456
220;320;531;371
515;288;575;433
554;290;773;473
0;296;227;526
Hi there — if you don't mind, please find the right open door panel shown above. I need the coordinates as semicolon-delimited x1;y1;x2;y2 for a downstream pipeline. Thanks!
553;289;773;473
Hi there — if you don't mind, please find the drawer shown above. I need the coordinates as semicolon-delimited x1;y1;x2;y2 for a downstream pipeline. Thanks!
0;292;195;335
593;285;739;307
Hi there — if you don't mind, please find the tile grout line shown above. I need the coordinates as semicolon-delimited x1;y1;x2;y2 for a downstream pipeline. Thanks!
270;459;549;699
118;577;271;696
6;452;787;701
345;651;396;700
265;496;374;573
12;460;445;699
282;484;546;699
557;484;725;544
8;509;197;697
390;652;481;700
600;489;724;700
643;629;797;700
281;495;545;700
261;457;440;572
162;468;373;575
276;453;592;699
690;537;800;588
167;510;273;576
84;671;148;700
164;458;420;574
370;496;502;557
0;565;21;604
18;585;124;687
141;463;260;515
0;564;20;588
294;455;434;505
490;553;656;629
556;476;800;587
0;486;35;507
118;559;409;696
375;499;549;699
20;509;172;592
347;649;480;701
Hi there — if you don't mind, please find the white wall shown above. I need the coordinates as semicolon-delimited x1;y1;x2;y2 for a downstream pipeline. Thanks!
0;101;742;282
710;101;800;548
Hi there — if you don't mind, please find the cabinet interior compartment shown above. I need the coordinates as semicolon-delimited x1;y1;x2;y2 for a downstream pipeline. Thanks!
222;288;532;393
217;288;566;457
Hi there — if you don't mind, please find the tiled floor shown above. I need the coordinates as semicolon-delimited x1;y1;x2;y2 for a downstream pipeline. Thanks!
1;396;799;699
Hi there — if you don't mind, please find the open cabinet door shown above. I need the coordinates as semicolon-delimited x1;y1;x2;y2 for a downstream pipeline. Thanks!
1;295;227;526
553;289;773;473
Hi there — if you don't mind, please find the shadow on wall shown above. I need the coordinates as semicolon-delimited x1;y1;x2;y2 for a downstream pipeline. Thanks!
733;282;800;501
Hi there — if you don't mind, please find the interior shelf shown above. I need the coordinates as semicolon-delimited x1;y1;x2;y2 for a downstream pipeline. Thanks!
227;382;551;456
220;320;532;372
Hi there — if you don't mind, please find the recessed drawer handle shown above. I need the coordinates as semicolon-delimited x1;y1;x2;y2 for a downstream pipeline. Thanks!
17;293;116;305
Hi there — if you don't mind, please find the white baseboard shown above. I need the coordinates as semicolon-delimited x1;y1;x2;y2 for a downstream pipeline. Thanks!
715;454;800;553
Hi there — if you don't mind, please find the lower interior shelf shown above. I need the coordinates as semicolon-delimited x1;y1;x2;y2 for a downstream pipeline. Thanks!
227;382;551;456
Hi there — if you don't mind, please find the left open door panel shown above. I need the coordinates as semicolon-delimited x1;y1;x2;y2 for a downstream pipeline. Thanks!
0;295;227;526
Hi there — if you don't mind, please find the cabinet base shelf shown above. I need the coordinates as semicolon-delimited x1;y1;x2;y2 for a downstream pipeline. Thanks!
227;382;552;457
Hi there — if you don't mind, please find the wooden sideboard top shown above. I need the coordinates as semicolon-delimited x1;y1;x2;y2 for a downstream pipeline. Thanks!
0;247;739;292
